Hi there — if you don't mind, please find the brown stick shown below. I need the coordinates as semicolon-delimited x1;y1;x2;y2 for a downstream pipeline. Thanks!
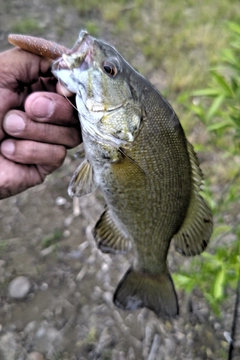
8;34;69;60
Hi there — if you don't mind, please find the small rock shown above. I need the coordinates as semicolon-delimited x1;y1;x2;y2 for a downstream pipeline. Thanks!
8;276;31;299
24;321;37;334
64;216;73;227
0;260;6;267
103;291;113;305
0;332;18;360
40;245;55;257
40;283;48;291
27;351;44;360
55;196;67;206
34;325;64;355
63;229;70;238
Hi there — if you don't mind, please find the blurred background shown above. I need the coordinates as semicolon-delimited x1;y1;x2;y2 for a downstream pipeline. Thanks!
0;0;239;359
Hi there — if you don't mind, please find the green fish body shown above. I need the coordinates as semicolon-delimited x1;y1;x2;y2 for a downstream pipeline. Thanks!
52;31;213;318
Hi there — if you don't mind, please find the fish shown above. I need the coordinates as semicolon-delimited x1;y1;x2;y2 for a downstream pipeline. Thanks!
8;31;213;318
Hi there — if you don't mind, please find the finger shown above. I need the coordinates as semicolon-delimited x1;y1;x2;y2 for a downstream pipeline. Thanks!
24;92;78;125
0;154;45;199
1;139;66;169
3;110;81;148
0;49;52;140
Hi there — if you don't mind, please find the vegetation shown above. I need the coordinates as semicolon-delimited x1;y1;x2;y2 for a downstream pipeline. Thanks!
11;17;43;35
173;22;240;317
41;229;63;249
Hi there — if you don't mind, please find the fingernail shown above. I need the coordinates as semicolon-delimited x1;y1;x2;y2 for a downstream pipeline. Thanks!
31;96;54;118
4;114;25;134
1;140;15;155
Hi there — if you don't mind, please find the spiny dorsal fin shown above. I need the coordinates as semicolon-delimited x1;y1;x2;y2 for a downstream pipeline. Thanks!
68;159;97;198
173;141;213;256
94;209;132;254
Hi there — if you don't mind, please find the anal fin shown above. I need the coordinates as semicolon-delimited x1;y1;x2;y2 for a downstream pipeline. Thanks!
68;159;97;198
94;209;132;254
173;141;213;256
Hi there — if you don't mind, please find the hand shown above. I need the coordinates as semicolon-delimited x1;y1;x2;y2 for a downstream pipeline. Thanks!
0;48;81;199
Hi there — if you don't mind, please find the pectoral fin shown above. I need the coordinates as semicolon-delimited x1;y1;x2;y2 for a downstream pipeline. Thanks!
74;143;85;159
173;141;213;256
94;209;132;254
68;159;97;197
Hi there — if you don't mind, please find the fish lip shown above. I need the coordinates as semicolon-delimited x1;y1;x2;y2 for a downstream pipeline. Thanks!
69;30;93;54
52;30;94;72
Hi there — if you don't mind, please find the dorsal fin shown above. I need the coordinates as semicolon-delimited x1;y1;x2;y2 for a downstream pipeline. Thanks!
173;141;213;256
68;159;97;197
94;209;132;254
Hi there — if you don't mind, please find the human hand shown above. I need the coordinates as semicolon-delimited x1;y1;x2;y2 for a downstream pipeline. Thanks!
0;48;81;199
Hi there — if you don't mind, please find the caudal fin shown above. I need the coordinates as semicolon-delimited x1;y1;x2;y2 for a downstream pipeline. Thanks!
113;268;178;318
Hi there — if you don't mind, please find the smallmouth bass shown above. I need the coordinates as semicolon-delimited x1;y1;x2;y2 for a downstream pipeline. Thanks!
51;31;213;318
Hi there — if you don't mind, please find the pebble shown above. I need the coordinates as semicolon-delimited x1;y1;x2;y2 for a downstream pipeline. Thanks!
8;276;31;299
24;321;37;334
103;291;113;305
40;283;48;291
55;196;67;206
27;352;44;360
0;332;18;360
40;245;55;257
63;229;71;238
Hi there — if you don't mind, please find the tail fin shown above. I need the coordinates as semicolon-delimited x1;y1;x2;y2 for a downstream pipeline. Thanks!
113;268;179;318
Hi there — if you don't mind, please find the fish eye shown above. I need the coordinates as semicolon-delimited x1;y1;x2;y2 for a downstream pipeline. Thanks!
103;60;118;77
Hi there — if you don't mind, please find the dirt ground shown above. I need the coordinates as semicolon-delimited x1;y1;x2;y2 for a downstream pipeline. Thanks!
0;1;238;359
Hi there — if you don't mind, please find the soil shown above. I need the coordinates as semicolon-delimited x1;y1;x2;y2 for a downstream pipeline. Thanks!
0;1;238;359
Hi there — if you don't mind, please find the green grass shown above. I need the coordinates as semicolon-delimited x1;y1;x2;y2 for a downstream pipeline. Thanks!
11;17;43;35
41;229;63;249
173;21;240;317
0;240;8;254
68;0;240;92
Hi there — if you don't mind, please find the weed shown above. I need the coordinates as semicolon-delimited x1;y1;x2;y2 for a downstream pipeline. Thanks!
41;229;63;249
174;22;240;316
11;18;43;35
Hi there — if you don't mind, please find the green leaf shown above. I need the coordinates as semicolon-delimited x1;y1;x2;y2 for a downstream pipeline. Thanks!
204;293;221;317
211;71;233;97
227;21;240;35
230;115;240;129
187;104;206;123
206;95;225;121
172;274;196;293
213;268;225;300
207;120;231;131
173;274;191;286
192;88;220;97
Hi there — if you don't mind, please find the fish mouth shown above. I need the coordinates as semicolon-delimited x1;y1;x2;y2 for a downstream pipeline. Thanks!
52;30;94;72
